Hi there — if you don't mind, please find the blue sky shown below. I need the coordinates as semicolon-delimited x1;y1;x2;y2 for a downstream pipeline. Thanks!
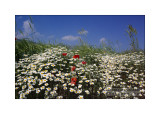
15;15;145;51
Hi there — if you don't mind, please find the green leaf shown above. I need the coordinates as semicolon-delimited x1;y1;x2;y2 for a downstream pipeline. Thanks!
29;22;33;32
29;16;33;24
19;29;24;36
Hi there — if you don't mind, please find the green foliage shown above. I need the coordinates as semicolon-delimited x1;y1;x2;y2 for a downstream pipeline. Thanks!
126;25;139;52
100;40;115;54
19;29;24;36
29;22;33;32
15;39;54;62
29;16;33;24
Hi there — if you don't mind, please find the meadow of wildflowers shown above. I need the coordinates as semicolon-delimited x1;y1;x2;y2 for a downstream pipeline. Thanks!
15;45;145;99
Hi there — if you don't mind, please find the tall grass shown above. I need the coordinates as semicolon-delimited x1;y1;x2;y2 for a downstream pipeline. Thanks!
15;38;114;62
15;39;54;62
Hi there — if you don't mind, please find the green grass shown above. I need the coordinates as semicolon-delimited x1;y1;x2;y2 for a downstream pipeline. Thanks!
15;38;117;63
15;39;58;62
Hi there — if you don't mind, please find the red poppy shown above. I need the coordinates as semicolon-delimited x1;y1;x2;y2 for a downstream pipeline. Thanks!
82;61;87;64
15;37;17;40
71;77;77;85
73;55;79;59
71;66;76;71
62;53;67;56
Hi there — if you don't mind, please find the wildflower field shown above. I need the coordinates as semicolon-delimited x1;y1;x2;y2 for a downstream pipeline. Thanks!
15;40;145;99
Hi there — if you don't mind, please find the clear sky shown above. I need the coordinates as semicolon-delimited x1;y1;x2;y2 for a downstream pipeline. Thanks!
15;15;145;51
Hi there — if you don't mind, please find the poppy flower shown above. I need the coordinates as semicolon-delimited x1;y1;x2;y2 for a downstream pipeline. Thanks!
73;55;79;59
62;53;67;56
71;66;76;71
71;77;77;85
82;61;87;64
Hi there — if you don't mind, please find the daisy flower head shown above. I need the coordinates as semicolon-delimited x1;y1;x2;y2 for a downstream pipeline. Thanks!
63;83;67;87
46;87;51;91
65;73;69;77
63;87;67;90
85;90;90;94
25;89;31;95
56;96;63;99
20;93;25;99
70;88;74;93
50;90;57;96
90;82;94;85
78;84;82;88
43;79;47;83
54;87;58;91
22;85;26;90
36;88;40;94
77;89;82;94
71;83;75;86
78;95;84;99
99;87;102;90
85;80;90;83
82;76;87;80
40;86;45;90
79;80;83;83
102;90;107;95
55;78;60;82
106;86;112;90
45;83;49;86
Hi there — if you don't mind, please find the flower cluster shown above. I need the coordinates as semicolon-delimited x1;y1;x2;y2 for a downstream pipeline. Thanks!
15;47;145;99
